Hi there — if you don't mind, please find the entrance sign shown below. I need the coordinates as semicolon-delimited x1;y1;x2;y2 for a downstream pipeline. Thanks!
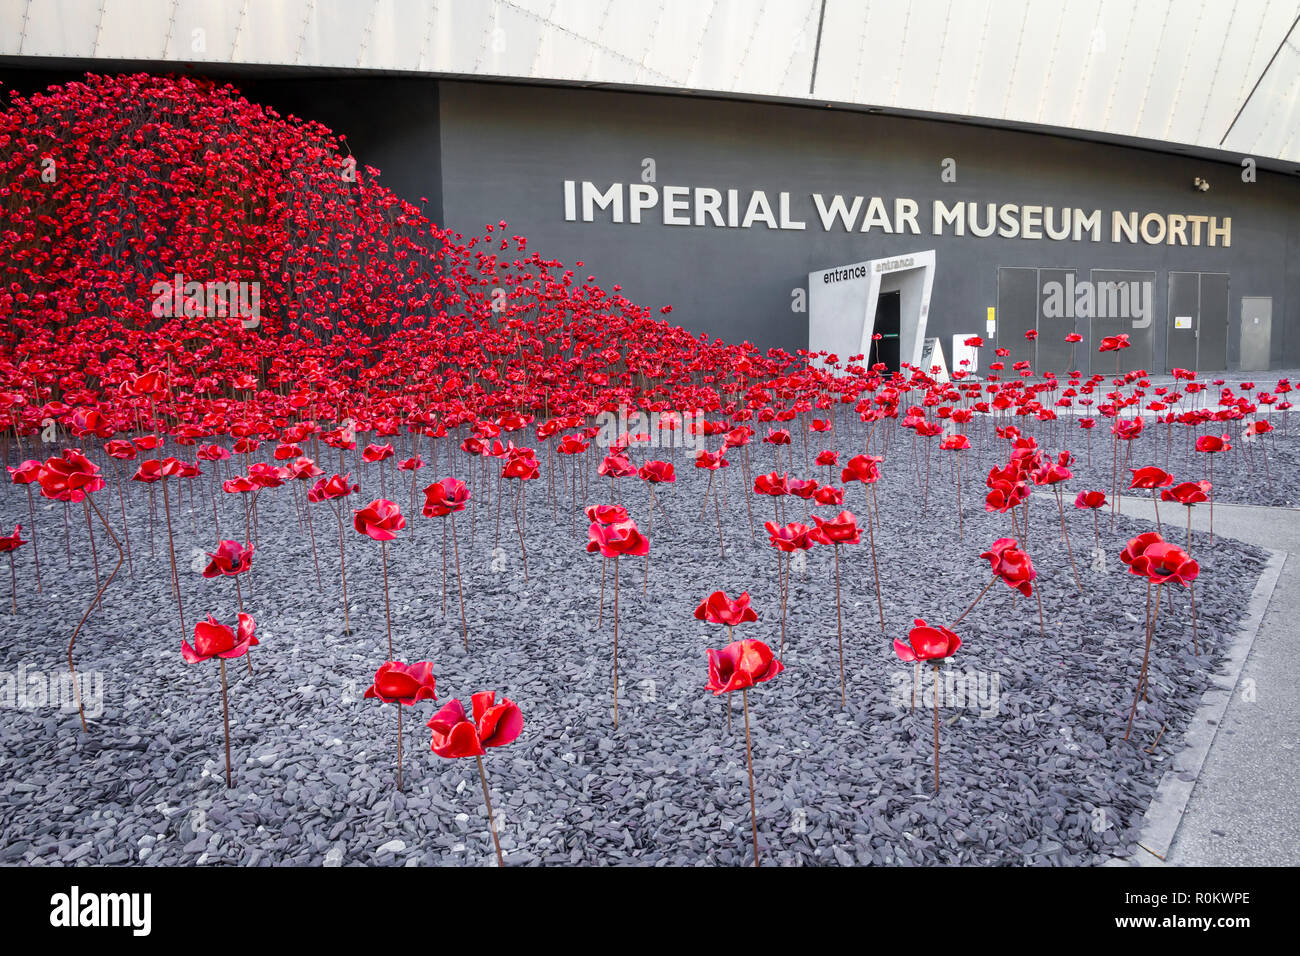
808;250;936;368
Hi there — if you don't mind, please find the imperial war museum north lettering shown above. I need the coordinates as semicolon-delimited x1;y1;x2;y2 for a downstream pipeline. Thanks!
562;180;1231;247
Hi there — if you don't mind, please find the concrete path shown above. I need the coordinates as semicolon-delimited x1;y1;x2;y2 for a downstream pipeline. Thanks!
1108;493;1300;866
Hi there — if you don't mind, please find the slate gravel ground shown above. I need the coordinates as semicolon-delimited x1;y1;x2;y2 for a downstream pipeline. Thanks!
0;432;1270;866
1058;418;1300;509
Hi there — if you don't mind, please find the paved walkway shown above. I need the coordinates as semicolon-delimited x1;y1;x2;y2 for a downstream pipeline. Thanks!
1110;493;1300;866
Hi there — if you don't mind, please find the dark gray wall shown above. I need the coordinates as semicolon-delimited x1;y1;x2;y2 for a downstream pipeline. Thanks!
438;81;1300;371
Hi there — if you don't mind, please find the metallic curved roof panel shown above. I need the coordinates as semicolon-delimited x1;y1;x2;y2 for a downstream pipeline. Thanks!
3;0;1299;162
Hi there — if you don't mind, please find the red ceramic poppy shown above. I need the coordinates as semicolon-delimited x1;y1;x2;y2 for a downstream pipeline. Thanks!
1074;490;1107;509
363;661;437;705
638;460;676;483
705;639;784;695
585;504;629;525
753;471;789;496
586;518;649;557
182;613;258;663
202;540;254;578
979;537;1037;596
37;450;105;501
1119;532;1164;575
765;521;817;552
694;590;759;626
840;454;880;485
810;511;861;545
893;618;962;662
354;499;406;540
1129;466;1173;490
1161;481;1210;506
427;691;523;758
6;460;41;485
1129;540;1199;586
307;473;358;502
0;525;27;553
422;477;470;517
813;485;844;506
787;478;819;500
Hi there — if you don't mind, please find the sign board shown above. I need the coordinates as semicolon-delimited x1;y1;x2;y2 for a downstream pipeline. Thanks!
952;336;978;373
919;337;949;382
986;306;996;338
1175;315;1193;329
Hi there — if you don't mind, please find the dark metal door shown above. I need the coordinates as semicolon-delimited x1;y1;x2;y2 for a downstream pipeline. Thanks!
997;267;1039;370
1166;272;1200;372
1035;268;1077;374
1239;297;1272;371
1197;274;1229;371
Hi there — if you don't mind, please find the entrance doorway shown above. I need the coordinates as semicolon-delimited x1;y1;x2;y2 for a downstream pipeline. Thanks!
872;290;901;370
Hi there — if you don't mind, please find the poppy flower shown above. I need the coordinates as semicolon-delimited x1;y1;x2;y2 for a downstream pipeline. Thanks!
1128;539;1199;586
695;449;729;470
202;540;254;578
1099;334;1131;352
362;443;395;463
787;478;819;500
182;613;258;663
597;453;637;478
1065;333;1083;343
694;590;759;626
502;455;540;481
813;485;844;506
892;618;962;662
815;450;839;467
6;460;42;485
307;473;358;502
1074;490;1107;509
840;454;880;484
104;440;138;461
979;537;1036;596
1161;481;1210;506
765;521;817;552
810;510;861;545
939;434;970;451
0;525;27;553
705;639;784;695
363;660;437;705
1129;466;1173;490
753;471;789;496
586;518;649;557
585;503;629;524
354;499;406;540
427;691;523;758
638;460;676;483
1119;532;1164;575
37;450;105;501
422;477;470;517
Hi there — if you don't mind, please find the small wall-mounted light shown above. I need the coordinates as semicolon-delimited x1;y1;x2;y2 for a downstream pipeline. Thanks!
1193;176;1210;192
